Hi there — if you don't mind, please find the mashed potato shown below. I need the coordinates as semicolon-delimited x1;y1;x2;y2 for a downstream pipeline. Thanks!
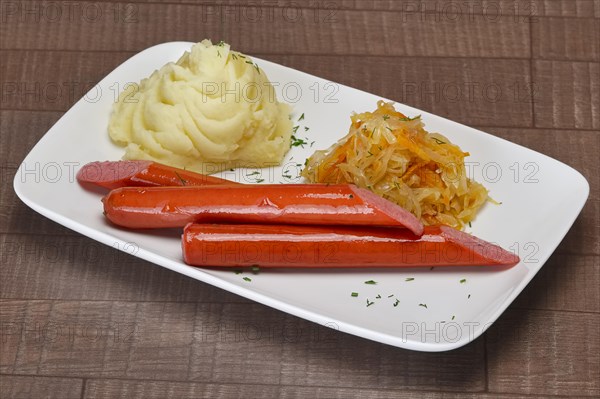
109;40;292;173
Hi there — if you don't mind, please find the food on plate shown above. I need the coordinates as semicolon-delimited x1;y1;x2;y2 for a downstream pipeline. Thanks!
182;223;520;268
108;40;292;174
77;160;237;190
302;101;489;230
102;184;424;235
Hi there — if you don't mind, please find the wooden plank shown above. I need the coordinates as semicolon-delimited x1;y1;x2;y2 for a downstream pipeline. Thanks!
487;308;600;396
82;378;550;399
0;375;83;399
343;0;600;17
533;60;600;129
0;183;79;236
0;110;62;164
532;17;600;61
0;110;73;235
1;162;82;236
1;50;134;111
480;127;599;256
0;233;247;303
1;52;534;128
188;306;485;391
264;55;533;127
534;0;600;17
0;300;197;379
1;167;80;236
0;300;486;391
223;8;531;58
54;0;598;18
0;2;222;51
512;254;599;313
84;379;279;399
338;0;600;17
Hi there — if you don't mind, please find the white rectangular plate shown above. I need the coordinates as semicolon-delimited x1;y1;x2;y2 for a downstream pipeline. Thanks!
14;42;589;351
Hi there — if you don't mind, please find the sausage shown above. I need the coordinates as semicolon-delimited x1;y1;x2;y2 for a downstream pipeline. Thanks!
77;160;236;190
182;223;520;268
102;184;424;235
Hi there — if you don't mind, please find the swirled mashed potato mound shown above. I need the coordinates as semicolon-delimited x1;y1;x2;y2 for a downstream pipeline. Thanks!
302;101;489;230
109;40;292;173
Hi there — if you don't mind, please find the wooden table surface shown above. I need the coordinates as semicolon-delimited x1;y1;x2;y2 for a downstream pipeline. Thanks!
1;1;599;398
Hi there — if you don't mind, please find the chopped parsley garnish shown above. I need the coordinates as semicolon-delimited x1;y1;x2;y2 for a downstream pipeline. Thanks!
304;126;310;131
290;135;308;148
298;113;305;121
244;59;261;74
251;266;260;274
393;299;400;307
216;40;225;46
243;277;252;282
364;280;377;285
385;126;393;132
351;292;358;297
431;137;446;145
451;315;456;320
234;269;243;275
256;178;265;183
405;277;415;282
382;115;390;120
376;294;381;299
399;115;421;121
231;53;238;60
247;171;260;176
387;294;394;298
366;299;374;307
419;303;428;308
468;222;472;227
460;279;467;284
468;294;471;299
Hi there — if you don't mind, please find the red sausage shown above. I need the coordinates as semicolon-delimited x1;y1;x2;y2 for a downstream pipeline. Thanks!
102;184;424;235
77;160;236;190
182;224;520;268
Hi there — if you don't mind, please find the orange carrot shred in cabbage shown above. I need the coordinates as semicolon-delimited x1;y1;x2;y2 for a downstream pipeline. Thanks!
301;101;490;230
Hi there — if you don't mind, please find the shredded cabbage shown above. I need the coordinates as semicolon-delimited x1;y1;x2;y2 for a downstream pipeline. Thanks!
301;101;489;230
